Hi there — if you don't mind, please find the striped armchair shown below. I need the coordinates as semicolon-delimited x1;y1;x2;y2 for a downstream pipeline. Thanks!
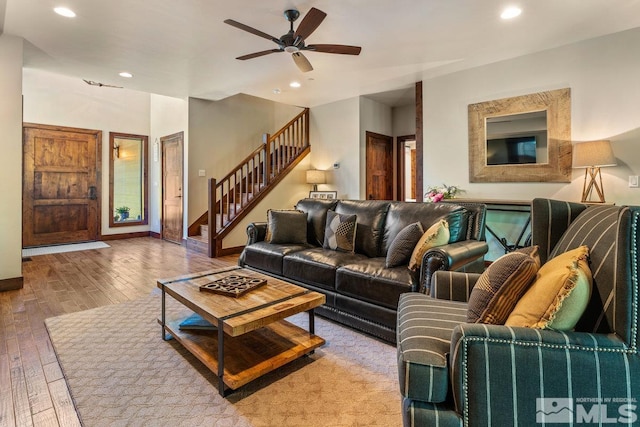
397;198;640;426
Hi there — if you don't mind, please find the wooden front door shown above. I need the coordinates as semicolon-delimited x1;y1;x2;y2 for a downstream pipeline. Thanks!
366;131;394;200
22;124;101;247
162;132;184;244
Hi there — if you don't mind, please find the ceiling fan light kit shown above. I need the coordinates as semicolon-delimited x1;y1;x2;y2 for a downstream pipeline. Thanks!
224;7;362;73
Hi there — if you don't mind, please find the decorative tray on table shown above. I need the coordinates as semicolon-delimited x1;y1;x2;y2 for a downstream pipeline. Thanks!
199;275;266;297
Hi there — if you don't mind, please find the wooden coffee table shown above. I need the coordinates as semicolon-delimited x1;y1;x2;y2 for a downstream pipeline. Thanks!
157;266;325;397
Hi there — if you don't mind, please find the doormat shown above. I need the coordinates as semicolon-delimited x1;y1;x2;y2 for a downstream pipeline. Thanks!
22;241;110;257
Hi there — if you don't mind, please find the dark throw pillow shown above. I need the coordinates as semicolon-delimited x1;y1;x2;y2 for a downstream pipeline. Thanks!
266;209;308;244
323;210;356;252
385;222;424;268
467;246;540;324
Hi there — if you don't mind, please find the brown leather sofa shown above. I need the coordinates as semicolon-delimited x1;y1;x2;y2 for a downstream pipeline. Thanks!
239;198;488;343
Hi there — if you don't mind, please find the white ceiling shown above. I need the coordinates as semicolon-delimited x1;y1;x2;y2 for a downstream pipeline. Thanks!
3;0;640;107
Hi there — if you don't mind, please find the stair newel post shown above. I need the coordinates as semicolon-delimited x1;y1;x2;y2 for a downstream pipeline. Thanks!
208;178;216;258
263;133;271;185
304;108;309;148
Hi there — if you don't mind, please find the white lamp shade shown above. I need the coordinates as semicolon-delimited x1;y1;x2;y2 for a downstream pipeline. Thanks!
306;169;326;185
572;140;617;168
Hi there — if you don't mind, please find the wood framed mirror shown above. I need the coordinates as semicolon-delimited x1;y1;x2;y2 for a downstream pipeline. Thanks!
109;132;148;227
468;88;571;182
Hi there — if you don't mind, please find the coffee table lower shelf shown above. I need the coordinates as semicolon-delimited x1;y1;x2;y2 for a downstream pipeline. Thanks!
163;314;325;392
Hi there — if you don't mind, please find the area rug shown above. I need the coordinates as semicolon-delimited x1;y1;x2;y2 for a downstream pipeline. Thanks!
22;241;110;257
45;295;402;426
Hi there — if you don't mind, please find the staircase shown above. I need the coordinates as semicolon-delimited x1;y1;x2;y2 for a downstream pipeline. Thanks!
187;108;310;257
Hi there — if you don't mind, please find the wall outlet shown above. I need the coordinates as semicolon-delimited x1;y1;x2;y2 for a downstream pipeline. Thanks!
198;169;206;177
629;175;639;188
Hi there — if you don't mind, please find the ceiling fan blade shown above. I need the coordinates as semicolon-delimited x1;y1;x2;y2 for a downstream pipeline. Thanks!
236;49;282;60
292;52;313;72
224;19;281;45
305;44;362;55
293;7;326;41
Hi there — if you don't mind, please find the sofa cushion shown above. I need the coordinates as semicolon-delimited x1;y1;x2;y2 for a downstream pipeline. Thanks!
467;246;540;324
266;209;308;244
506;245;592;330
295;198;338;246
408;220;450;272
336;258;414;310
242;241;313;276
385;222;424;268
323;210;357;252
383;202;467;253
282;247;368;291
335;200;390;257
397;293;468;403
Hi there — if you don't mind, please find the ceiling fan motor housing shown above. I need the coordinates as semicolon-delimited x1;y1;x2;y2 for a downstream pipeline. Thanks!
284;9;300;22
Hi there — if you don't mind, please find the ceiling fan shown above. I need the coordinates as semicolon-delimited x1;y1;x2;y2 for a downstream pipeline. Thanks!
224;7;362;73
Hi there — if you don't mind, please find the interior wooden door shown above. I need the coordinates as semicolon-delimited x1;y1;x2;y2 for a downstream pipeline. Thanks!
22;124;101;247
162;132;184;244
366;131;394;200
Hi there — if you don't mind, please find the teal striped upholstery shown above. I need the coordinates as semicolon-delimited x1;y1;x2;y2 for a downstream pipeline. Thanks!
450;324;636;427
430;271;481;302
398;200;640;427
397;293;467;403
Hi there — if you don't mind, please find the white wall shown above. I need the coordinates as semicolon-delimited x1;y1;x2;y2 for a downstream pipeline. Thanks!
0;34;23;282
309;97;360;199
393;104;416;137
149;94;189;235
421;27;640;205
22;68;152;236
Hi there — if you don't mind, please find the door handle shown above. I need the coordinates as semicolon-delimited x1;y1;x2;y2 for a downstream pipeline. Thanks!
88;186;97;200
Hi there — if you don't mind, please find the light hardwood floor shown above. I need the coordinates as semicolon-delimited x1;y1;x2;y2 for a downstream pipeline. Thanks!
0;237;238;427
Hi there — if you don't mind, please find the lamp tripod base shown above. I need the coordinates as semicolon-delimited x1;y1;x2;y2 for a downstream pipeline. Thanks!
581;166;606;203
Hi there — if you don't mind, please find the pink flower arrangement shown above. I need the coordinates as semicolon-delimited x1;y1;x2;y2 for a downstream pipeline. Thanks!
425;184;461;203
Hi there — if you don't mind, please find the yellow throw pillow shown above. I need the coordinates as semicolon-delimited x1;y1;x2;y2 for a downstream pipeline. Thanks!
505;246;592;330
408;219;450;271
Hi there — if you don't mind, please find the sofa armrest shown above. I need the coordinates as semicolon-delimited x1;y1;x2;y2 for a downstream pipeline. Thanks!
239;222;268;267
449;323;637;425
419;240;488;294
430;271;482;302
245;222;267;245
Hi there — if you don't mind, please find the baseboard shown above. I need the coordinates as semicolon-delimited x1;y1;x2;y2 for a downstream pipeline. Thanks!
0;276;23;291
100;231;151;241
218;246;244;256
150;232;161;239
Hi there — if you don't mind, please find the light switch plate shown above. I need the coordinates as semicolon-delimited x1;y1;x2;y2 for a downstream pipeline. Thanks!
198;169;206;177
629;175;639;188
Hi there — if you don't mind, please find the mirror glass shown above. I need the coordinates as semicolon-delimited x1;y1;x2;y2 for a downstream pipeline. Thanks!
486;111;548;165
109;132;148;227
468;88;571;183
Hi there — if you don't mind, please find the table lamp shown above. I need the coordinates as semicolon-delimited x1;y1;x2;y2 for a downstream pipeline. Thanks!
306;169;326;191
572;140;616;203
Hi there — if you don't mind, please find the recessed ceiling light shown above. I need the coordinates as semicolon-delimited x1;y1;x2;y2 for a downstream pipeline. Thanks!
119;72;133;78
501;6;522;20
54;7;76;18
289;81;301;88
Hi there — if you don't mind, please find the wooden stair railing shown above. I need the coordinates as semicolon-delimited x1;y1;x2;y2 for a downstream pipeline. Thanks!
194;108;310;257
